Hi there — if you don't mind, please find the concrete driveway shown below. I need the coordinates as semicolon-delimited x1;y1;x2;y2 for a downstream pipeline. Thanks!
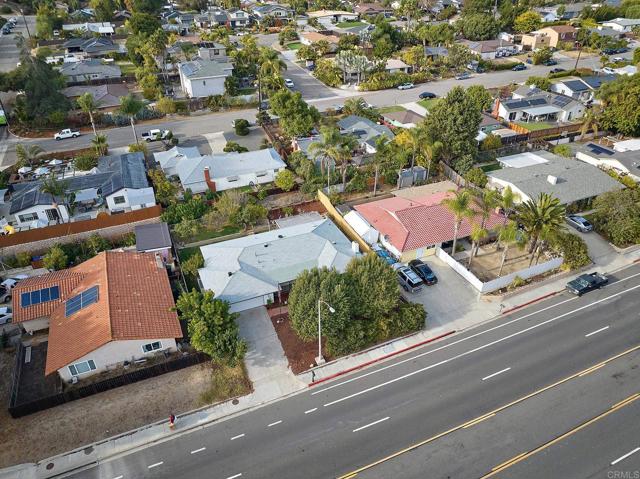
401;256;500;332
570;227;618;267
236;307;304;399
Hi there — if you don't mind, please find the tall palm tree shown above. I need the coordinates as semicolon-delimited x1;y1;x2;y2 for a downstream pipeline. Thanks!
40;175;69;224
335;140;357;190
580;105;602;141
499;186;517;227
417;140;441;182
15;144;44;168
258;48;287;101
309;126;342;179
371;137;391;196
497;221;522;276
118;94;144;144
468;224;488;268
471;188;500;256
516;193;565;261
442;189;474;257
77;92;100;137
91;134;108;156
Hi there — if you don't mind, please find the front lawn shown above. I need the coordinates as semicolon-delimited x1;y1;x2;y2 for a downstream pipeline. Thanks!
336;20;366;28
187;225;241;244
417;98;441;111
514;121;556;131
479;162;502;172
379;105;406;114
115;61;136;75
286;42;303;50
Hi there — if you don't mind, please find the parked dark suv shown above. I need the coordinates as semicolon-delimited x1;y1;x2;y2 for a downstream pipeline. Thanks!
409;259;438;285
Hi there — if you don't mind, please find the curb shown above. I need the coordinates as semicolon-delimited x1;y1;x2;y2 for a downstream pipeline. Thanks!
501;290;563;315
308;330;456;387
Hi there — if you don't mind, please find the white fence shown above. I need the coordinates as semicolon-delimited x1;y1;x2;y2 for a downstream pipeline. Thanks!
435;247;564;294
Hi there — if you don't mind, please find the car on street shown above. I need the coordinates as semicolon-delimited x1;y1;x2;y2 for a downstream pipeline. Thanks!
566;272;608;296
394;265;424;293
0;307;12;325
141;129;171;142
613;57;624;62
512;63;527;71
408;259;438;285
602;67;616;74
54;128;80;140
397;82;415;90
284;78;294;88
455;72;472;80
566;215;593;233
543;59;558;66
419;91;436;99
550;68;566;74
602;48;616;55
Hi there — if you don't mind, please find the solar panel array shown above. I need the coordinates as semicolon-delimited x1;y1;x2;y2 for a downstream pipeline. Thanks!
21;286;60;307
587;143;615;156
65;285;99;317
552;96;572;107
504;97;548;109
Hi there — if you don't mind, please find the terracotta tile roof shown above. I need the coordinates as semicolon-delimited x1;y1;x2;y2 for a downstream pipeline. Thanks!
12;270;85;323
44;251;182;375
354;192;504;252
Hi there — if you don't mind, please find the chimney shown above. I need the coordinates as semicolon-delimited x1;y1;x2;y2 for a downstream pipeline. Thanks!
204;167;216;192
547;175;558;185
492;98;501;119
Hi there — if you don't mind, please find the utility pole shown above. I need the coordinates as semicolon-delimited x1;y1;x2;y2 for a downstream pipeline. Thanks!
20;9;31;40
574;42;582;71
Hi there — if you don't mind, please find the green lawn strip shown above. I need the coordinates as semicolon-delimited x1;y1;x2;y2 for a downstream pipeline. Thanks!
378;105;407;114
336;21;366;28
514;121;556;131
417;98;441;110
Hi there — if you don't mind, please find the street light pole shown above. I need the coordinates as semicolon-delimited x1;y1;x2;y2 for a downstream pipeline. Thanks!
316;299;335;366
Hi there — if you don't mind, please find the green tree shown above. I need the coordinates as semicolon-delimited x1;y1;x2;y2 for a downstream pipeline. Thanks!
129;12;161;36
77;92;100;137
525;76;551;91
176;290;247;366
40;175;69;224
481;134;502;151
370;137;392;196
516;193;566;262
314;58;342;87
514;10;542;33
84;233;112;255
597;74;640;136
458;13;499;41
43;245;68;271
74;154;98;171
471;188;500;255
92;133;109;156
156;96;177;115
466;85;493;112
464;167;488;187
442;189;474;256
580;104;602;140
119;94;144;144
274;169;296;191
532;47;553;65
90;0;117;21
238;203;267;229
591;189;640;246
216;190;248;224
468;224;488;267
15;144;44;168
149;169;178;205
297;45;318;62
234;119;250;136
345;253;399;320
174;218;202;241
270;89;321;137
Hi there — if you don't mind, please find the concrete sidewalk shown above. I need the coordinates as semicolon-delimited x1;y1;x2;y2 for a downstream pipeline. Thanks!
6;250;640;479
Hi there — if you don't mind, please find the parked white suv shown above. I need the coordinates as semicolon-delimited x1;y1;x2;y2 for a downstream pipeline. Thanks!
54;128;80;140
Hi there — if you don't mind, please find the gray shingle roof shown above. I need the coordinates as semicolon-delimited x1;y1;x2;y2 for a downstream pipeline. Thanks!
488;151;623;205
135;222;172;252
337;115;394;143
179;58;233;79
59;59;122;78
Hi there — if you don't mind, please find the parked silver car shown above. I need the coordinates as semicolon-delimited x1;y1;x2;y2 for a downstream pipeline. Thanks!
566;215;593;233
394;265;424;293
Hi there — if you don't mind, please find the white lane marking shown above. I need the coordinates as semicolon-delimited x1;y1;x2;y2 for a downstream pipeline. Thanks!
323;282;640;408
230;434;245;441
585;326;610;337
611;447;640;465
147;462;163;469
312;270;640;397
305;408;318;414
268;420;283;427
112;476;123;479
482;367;511;381
353;417;390;433
190;447;206;454
226;474;243;479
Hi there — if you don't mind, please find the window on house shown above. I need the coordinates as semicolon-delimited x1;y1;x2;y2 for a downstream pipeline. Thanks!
68;359;96;376
113;196;126;205
142;341;162;353
45;209;59;221
256;171;267;177
509;112;517;121
18;212;39;223
202;80;207;85
227;175;239;182
21;286;60;307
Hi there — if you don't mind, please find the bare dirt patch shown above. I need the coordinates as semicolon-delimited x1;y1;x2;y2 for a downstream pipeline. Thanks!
469;243;537;281
0;350;246;468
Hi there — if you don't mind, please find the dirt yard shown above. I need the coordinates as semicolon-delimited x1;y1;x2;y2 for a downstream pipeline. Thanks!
469;243;534;281
270;313;332;374
0;349;245;468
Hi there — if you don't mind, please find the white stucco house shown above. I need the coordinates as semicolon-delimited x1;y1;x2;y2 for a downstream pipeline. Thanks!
175;148;287;193
12;251;183;380
198;218;360;312
575;142;640;183
600;18;640;33
178;57;233;98
154;145;202;176
495;85;585;123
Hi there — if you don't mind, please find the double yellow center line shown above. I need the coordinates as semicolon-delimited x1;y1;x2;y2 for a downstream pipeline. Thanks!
337;344;640;479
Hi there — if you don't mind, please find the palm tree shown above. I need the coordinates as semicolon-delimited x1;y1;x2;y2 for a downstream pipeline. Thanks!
335;140;357;190
371;137;391;196
40;175;69;224
258;49;287;102
471;188;500;256
118;94;144;144
77;92;100;137
417;141;441;182
497;221;521;276
91;134;108;156
468;224;488;268
580;105;602;141
442;189;474;257
516;193;565;263
499;186;517;228
309;126;342;180
15;144;44;168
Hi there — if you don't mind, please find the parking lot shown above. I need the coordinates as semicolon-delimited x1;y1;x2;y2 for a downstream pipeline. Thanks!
400;255;501;331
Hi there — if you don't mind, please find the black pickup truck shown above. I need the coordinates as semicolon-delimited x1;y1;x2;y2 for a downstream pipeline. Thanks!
566;272;608;296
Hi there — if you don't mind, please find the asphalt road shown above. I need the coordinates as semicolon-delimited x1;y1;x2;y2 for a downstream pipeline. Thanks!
0;14;35;72
59;263;640;479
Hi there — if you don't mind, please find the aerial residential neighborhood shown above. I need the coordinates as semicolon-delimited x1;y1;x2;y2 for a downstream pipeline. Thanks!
0;0;639;477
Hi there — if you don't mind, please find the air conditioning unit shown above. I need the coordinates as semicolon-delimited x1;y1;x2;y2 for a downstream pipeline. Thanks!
69;376;78;384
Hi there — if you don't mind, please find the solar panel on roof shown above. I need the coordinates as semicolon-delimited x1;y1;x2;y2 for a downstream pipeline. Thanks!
20;286;60;308
552;96;572;107
529;98;547;106
587;143;614;155
65;285;99;317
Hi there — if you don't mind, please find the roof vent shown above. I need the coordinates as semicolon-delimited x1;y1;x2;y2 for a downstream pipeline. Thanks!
278;234;284;238
228;271;233;276
547;175;558;185
264;243;269;247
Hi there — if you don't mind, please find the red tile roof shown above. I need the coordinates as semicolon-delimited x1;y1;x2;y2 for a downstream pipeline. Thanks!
26;251;183;375
354;192;504;252
12;270;85;323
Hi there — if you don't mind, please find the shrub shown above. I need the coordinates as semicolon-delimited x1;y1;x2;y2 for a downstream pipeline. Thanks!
591;189;640;247
156;96;177;115
0;6;12;13
224;141;249;153
509;275;526;290
181;249;204;277
274;169;296;192
129;143;148;154
552;144;572;158
549;231;591;270
174;218;202;241
43;245;68;271
464;167;488;188
74;153;98;171
234;119;250;136
481;134;502;151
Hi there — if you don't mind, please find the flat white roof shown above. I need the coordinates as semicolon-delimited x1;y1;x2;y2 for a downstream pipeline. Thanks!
522;105;561;116
613;139;640;152
498;151;550;169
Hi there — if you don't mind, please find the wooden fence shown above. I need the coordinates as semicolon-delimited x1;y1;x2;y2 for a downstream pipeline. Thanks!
9;347;210;418
317;190;371;253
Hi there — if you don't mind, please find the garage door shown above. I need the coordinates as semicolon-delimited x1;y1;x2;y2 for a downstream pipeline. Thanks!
230;296;268;313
